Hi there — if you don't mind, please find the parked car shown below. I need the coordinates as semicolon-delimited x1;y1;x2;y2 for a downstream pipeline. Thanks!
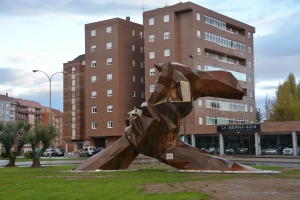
92;147;104;155
79;146;96;157
282;148;293;155
42;148;64;157
261;144;281;154
224;147;235;154
237;147;249;154
24;151;34;159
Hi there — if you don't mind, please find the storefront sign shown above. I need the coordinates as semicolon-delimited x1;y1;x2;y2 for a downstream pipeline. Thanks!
217;124;261;132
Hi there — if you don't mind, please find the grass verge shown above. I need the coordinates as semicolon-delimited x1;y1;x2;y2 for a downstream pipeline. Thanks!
0;163;299;200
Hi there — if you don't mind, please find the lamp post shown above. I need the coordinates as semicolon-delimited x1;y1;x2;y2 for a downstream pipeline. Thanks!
32;70;66;160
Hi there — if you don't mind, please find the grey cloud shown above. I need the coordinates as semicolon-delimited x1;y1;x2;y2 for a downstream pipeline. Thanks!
255;11;300;57
0;0;142;17
255;85;278;90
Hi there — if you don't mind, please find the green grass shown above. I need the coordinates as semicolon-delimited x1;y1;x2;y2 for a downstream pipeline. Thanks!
0;164;299;200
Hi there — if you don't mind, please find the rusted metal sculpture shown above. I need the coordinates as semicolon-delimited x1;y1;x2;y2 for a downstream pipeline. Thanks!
75;62;257;171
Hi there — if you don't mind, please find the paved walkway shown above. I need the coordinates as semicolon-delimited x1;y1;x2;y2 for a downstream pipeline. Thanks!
0;154;299;167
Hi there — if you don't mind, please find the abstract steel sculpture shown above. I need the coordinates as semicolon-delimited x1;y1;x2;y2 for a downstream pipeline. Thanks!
75;62;257;171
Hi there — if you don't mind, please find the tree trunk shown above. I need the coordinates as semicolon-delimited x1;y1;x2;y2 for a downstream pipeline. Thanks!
31;157;41;168
5;152;16;167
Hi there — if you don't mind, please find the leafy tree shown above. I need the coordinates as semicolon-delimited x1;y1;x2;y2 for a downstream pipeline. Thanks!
26;123;58;167
267;73;300;121
0;120;32;167
256;108;264;122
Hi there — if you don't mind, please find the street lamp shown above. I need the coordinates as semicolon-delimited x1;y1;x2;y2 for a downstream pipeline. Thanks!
32;70;66;160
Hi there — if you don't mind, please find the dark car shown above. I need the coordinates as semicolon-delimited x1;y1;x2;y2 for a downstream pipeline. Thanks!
92;147;104;155
42;148;64;157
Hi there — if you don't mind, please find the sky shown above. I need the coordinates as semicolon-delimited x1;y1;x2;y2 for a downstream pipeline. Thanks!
0;0;299;113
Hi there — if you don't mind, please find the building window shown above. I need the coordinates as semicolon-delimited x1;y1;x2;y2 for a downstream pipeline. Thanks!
149;18;154;25
72;67;75;74
132;29;134;36
106;74;112;81
91;29;96;37
198;100;202;107
91;45;96;52
250;91;253;98
249;61;252;68
141;92;144;98
107;89;113;97
91;76;96;83
164;49;170;57
140;47;143;53
150;85;155;92
197;13;200;21
72;104;75;111
106;26;111;34
132;60;135;66
197;30;201;38
248;32;251;38
149;34;154;42
132;45;135;51
141;77;144;83
133;76;135;82
199;117;203;125
197;48;201;55
133;91;136;97
107;105;113;112
197;65;201;70
107;42;112;49
164;32;170;40
91;60;96;67
140;31;143;38
107;121;113;128
92;122;97;129
72;92;76;98
150;68;155;76
248;47;251;53
250;106;253;112
149;51;155;59
249;76;252;82
91;91;97;98
107;58;112;65
164;14;169;22
72;79;75;86
140;62;143;68
92;107;97;113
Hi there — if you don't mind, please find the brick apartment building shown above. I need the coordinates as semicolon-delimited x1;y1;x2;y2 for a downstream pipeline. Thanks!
63;18;145;152
63;2;299;155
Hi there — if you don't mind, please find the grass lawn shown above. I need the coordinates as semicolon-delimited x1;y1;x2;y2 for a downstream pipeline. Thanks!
0;163;299;200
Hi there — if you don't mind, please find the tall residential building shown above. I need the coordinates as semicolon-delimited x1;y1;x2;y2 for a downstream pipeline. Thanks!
0;93;17;123
143;2;255;133
41;107;64;148
63;54;85;152
17;99;42;123
84;18;145;148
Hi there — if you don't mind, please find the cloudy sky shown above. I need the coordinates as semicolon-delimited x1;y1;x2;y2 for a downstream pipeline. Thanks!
0;0;299;112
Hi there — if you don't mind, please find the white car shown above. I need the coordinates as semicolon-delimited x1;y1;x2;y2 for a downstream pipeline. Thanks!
79;146;96;157
282;148;293;155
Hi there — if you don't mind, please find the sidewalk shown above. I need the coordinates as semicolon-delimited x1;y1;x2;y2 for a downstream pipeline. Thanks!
1;154;299;167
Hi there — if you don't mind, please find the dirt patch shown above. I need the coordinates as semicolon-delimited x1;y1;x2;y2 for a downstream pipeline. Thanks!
137;179;300;200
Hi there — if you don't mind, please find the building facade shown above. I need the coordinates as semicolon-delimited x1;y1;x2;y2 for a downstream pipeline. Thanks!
63;55;86;152
0;93;17;123
144;2;255;130
17;99;42;123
